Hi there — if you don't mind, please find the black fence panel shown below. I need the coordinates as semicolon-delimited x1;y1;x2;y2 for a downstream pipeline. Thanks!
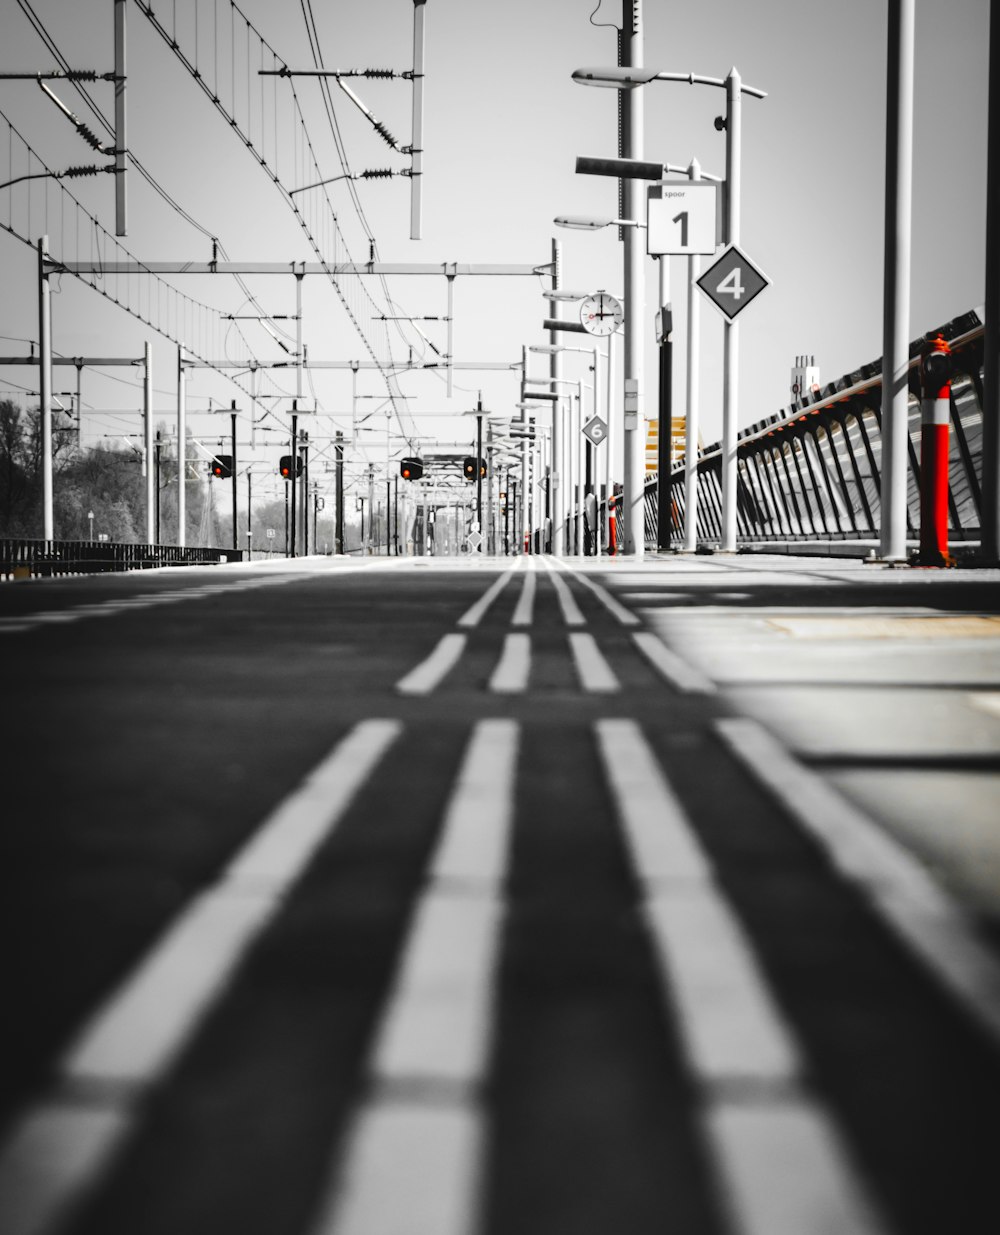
1;539;244;580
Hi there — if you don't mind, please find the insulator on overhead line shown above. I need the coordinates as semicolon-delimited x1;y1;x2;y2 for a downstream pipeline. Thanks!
77;124;106;151
360;168;395;179
372;119;400;149
364;68;396;79
61;164;104;178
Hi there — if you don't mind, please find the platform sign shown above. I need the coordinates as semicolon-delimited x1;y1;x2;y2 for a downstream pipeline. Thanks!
697;244;770;321
582;416;608;446
647;182;717;256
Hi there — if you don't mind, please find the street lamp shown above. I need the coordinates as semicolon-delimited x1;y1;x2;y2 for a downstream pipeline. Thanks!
573;64;766;553
553;215;645;231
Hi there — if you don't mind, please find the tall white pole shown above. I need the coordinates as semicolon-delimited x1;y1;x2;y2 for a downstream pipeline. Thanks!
114;0;127;236
575;381;585;554
684;162;702;551
177;343;186;548
721;68;742;552
520;345;529;553
409;0;426;239
983;0;1000;563
606;332;615;553
144;341;154;543
622;0;645;557
38;236;53;540
880;0;915;561
549;238;564;556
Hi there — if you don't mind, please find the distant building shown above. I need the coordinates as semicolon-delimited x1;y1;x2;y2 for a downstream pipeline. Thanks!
791;354;821;404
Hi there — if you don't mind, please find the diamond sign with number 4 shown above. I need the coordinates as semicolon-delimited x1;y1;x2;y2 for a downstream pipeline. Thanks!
696;244;770;321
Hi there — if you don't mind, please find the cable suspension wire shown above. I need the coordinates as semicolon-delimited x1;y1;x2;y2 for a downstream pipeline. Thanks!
134;0;418;443
0;105;299;415
295;0;432;403
15;0;299;366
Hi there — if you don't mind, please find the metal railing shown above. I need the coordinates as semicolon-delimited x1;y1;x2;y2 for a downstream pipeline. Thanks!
644;307;986;553
1;539;244;580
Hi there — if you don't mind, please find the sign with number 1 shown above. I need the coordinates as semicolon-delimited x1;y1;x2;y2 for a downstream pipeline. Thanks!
696;244;770;321
646;182;718;256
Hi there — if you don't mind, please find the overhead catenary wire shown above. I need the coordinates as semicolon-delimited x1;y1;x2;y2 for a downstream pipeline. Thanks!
133;0;422;448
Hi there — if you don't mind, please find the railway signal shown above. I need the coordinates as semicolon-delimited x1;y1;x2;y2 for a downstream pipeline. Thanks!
209;454;233;479
463;456;486;481
279;455;303;478
400;456;424;480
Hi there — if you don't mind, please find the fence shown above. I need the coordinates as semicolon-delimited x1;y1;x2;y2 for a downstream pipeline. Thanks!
642;307;985;552
1;539;244;580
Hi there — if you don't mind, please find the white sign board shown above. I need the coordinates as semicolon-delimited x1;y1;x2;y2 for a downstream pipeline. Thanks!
647;182;718;256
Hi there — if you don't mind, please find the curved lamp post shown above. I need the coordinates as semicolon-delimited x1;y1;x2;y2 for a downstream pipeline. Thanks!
573;65;766;553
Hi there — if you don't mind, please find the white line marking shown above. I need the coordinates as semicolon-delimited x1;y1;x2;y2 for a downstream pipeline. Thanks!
594;718;889;1235
593;719;712;884
631;631;717;694
311;720;518;1235
489;633;531;694
716;716;1000;1046
0;720;402;1235
707;1102;888;1235
552;560;640;626
395;633;467;695
315;1104;483;1235
510;568;536;627
543;562;586;626
456;567;516;628
429;719;519;887
568;632;619;692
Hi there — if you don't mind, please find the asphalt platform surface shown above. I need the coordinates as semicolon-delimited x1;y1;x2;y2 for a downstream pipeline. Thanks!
0;550;998;1235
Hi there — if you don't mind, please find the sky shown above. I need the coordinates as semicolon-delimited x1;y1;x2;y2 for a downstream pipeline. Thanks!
0;0;991;515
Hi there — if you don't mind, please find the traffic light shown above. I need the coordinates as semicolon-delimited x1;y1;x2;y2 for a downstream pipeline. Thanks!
279;455;303;478
400;456;424;480
209;454;233;479
463;456;486;481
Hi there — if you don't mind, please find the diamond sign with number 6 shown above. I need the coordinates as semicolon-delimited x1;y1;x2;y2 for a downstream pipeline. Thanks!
696;244;770;321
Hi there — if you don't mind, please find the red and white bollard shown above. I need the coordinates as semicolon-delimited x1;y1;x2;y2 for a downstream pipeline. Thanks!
918;333;953;566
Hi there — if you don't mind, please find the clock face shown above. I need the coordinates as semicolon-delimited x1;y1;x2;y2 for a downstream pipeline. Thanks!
580;292;624;336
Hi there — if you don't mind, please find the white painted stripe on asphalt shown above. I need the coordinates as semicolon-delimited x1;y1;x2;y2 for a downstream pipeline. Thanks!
553;561;641;626
716;716;1000;1046
644;891;801;1082
596;719;798;1080
0;1106;131;1235
395;633;467;695
65;720;402;1082
707;1102;888;1235
594;719;712;884
316;1103;483;1235
0;719;401;1235
631;630;717;694
313;719;517;1235
429;718;519;887
545;564;586;626
489;632;531;694
569;632;619;692
595;718;890;1235
456;566;516;628
510;568;536;627
371;892;504;1083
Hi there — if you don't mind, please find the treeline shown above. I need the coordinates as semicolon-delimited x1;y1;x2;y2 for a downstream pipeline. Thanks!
0;398;354;552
